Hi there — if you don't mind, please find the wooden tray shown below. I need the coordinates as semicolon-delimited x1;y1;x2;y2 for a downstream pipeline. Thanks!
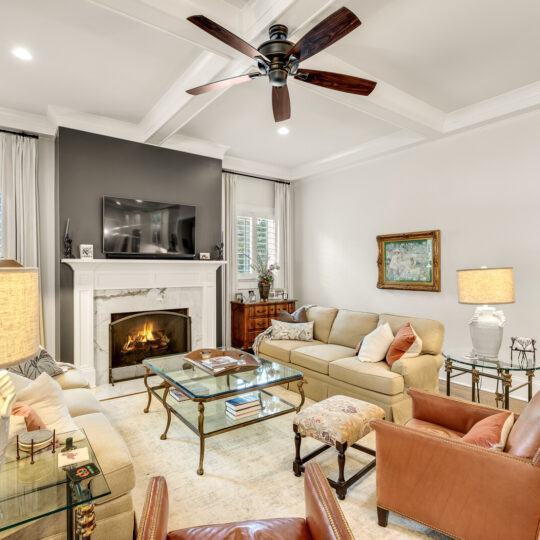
184;348;259;376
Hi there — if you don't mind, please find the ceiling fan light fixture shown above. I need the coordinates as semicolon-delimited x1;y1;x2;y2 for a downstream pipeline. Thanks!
277;126;289;135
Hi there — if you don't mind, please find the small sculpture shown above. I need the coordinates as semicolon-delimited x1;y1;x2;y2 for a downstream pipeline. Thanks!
64;218;73;258
214;241;224;261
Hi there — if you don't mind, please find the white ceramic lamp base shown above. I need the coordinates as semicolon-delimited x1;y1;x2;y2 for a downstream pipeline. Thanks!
469;306;505;360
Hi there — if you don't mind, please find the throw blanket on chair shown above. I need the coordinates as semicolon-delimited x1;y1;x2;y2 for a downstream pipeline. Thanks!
253;305;314;355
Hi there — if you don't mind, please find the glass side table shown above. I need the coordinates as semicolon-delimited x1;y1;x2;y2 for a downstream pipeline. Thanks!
443;347;540;409
0;428;110;539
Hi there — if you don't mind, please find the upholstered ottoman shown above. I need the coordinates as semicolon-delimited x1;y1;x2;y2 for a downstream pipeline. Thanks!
293;395;385;499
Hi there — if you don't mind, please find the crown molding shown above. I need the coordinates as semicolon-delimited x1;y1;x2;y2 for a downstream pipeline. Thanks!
0;107;56;136
222;155;294;181
162;132;229;160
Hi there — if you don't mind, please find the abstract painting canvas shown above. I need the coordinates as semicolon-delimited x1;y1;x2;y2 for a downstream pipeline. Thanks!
377;230;440;291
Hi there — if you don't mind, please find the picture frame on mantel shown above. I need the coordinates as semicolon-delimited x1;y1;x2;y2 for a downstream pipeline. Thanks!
376;230;441;292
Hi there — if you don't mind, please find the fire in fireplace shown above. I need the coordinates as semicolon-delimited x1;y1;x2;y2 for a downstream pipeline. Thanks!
109;308;191;384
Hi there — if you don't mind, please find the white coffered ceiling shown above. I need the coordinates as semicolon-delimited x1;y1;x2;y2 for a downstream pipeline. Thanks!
1;0;539;179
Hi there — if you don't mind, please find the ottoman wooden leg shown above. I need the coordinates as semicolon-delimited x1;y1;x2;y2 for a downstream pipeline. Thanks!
377;507;389;527
293;424;303;477
336;441;348;500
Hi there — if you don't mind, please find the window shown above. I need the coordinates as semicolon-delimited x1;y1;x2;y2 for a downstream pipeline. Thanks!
237;215;277;276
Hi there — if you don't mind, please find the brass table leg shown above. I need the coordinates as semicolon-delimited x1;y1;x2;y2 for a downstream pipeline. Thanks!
75;503;96;538
471;368;480;403
526;370;535;401
445;359;452;396
160;384;172;440
143;367;152;413
296;379;306;412
197;402;205;476
503;370;512;410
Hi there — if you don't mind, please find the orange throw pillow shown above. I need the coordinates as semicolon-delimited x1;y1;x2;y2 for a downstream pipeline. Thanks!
386;323;422;366
462;412;514;450
11;402;45;431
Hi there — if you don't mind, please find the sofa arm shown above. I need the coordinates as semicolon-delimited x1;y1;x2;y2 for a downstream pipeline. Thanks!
304;463;354;540
370;419;540;540
407;388;505;434
137;477;169;540
390;354;442;392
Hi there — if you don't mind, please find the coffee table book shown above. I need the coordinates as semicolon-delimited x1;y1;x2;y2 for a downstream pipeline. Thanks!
184;348;259;376
225;393;260;411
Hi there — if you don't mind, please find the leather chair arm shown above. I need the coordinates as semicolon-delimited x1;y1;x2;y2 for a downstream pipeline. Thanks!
408;388;506;433
304;462;355;540
391;354;442;392
370;419;540;540
137;476;169;540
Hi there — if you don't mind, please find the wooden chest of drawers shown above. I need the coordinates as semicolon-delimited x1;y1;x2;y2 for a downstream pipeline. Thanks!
231;300;296;350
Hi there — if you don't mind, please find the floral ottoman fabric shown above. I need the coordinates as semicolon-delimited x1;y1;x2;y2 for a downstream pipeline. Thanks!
294;395;385;447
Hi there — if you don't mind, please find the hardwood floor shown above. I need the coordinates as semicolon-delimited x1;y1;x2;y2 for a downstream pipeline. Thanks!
438;380;526;414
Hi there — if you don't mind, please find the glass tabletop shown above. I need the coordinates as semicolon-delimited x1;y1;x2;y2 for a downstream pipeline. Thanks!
143;351;303;399
444;347;539;372
0;428;111;532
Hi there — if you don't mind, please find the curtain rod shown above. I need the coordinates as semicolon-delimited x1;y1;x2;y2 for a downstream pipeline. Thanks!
222;169;290;185
0;128;39;140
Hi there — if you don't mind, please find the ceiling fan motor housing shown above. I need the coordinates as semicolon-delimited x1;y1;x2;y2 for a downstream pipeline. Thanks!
258;24;294;87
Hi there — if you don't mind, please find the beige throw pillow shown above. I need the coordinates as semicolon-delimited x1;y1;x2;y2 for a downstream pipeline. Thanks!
357;323;394;362
16;373;78;435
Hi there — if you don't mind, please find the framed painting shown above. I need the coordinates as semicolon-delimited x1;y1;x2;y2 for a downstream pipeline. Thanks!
377;230;440;291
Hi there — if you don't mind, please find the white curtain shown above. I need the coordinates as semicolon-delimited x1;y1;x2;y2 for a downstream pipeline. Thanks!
0;133;39;267
274;181;293;297
222;171;238;346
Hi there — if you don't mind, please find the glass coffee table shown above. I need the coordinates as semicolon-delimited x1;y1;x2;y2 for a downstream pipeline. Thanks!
0;428;110;539
143;351;305;475
444;347;539;409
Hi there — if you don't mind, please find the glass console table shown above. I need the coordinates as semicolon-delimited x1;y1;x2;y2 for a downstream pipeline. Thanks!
143;350;305;475
0;428;110;539
443;347;539;409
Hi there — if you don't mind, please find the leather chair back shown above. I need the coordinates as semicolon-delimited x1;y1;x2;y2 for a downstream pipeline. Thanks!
505;390;540;461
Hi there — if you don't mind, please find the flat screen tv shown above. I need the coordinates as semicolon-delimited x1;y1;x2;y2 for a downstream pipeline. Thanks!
103;196;196;258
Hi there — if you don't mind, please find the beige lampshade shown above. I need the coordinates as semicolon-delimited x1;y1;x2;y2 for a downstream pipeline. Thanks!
457;267;515;305
0;265;40;367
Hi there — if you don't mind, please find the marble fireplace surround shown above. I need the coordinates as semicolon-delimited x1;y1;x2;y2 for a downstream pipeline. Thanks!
62;259;226;386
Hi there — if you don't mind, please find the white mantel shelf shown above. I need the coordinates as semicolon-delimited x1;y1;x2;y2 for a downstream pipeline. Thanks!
62;258;226;386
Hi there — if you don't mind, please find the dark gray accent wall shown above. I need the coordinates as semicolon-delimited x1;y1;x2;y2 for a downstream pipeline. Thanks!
56;128;223;361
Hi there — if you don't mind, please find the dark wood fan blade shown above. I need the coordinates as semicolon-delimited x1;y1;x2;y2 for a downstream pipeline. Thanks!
294;69;376;95
187;72;261;95
188;15;269;62
285;7;360;62
272;86;291;122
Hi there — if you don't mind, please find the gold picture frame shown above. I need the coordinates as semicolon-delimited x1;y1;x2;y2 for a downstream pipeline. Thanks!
377;230;441;291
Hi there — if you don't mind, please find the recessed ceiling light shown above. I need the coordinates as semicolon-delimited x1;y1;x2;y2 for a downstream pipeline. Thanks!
11;47;32;61
135;199;143;203
277;126;289;135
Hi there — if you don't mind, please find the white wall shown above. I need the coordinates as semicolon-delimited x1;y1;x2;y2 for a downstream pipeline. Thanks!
37;136;56;353
293;109;540;400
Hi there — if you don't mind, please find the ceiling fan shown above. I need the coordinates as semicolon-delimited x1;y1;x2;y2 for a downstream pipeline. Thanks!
186;7;377;123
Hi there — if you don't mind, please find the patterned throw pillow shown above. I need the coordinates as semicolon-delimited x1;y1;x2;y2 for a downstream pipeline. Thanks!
8;347;63;380
271;320;314;341
279;306;308;323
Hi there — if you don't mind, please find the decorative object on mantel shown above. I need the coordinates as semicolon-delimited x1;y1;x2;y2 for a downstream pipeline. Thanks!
377;230;440;292
184;348;259;376
457;267;515;359
199;252;210;260
79;244;93;260
63;218;73;258
251;252;280;301
510;336;535;368
0;262;40;468
213;241;224;261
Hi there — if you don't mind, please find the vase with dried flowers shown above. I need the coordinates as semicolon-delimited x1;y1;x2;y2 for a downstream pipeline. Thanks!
251;253;279;301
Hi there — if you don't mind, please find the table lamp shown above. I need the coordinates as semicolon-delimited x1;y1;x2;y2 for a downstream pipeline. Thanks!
0;261;40;466
457;267;515;359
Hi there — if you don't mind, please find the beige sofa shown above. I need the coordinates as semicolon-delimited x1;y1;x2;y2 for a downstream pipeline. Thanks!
4;369;135;540
258;307;444;423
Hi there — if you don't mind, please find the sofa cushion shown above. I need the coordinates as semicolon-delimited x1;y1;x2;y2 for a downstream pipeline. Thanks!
74;412;135;501
258;339;323;363
306;307;339;343
328;310;378;349
379;313;444;355
54;367;90;390
291;344;355;375
64;388;105;417
329;358;404;396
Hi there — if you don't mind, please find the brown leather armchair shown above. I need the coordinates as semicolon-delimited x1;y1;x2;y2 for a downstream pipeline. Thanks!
371;389;540;540
137;462;354;540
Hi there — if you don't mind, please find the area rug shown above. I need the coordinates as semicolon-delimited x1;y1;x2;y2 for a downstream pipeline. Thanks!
102;387;448;539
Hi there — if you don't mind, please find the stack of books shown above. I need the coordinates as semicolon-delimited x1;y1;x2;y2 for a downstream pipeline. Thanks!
225;393;261;420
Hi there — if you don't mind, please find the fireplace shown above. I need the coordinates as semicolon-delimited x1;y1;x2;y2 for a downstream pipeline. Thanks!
109;308;191;384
